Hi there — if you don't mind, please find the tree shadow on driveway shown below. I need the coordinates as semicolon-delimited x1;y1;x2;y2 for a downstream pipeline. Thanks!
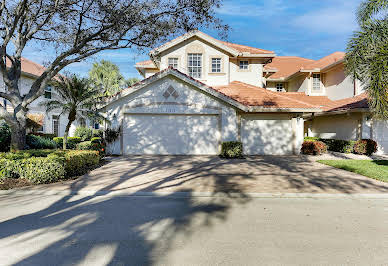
0;157;251;266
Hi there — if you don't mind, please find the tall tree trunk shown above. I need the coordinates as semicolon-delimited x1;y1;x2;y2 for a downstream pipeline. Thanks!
63;111;76;150
9;108;28;151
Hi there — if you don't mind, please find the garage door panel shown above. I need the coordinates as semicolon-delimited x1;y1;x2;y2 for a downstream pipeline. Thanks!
242;117;293;155
123;114;220;155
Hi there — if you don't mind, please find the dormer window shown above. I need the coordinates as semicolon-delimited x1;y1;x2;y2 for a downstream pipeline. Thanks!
44;86;52;99
188;53;202;79
312;74;321;91
276;83;284;92
211;58;221;73
239;60;249;70
168;58;178;69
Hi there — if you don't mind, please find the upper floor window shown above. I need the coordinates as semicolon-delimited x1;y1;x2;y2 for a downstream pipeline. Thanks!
211;58;221;73
239;60;249;70
312;74;321;91
276;83;284;92
168;58;178;69
44;86;52;99
188;53;202;79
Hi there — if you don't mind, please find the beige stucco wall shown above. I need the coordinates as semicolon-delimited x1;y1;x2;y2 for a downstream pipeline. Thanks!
158;37;230;86
307;113;362;140
229;58;264;87
324;65;355;100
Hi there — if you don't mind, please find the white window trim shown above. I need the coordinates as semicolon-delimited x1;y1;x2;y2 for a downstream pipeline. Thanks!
168;57;179;69
312;73;321;91
210;57;222;73
238;60;250;71
187;53;202;79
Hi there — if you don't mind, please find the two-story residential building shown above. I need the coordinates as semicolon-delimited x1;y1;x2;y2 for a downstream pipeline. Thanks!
103;30;387;155
0;58;96;138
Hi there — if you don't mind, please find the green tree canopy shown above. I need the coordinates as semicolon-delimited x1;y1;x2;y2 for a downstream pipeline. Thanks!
345;0;388;119
89;60;125;96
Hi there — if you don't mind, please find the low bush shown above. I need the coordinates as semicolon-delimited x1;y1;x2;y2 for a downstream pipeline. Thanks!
53;137;81;149
0;122;11;152
301;141;327;155
0;150;100;183
74;126;93;141
90;137;103;144
26;134;57;149
353;139;377;155
63;150;100;177
304;137;357;154
304;137;320;142
30;132;56;139
77;140;105;157
92;129;103;138
220;141;243;158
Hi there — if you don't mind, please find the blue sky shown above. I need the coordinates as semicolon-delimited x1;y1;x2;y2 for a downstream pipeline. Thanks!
23;0;363;79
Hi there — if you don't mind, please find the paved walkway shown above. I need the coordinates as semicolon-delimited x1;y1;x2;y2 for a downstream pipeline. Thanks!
9;155;388;195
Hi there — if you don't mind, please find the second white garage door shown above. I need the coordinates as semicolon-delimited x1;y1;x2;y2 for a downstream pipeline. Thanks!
123;114;220;155
242;115;294;155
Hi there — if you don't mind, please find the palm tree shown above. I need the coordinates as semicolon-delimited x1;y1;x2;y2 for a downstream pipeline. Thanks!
345;0;388;119
42;75;103;149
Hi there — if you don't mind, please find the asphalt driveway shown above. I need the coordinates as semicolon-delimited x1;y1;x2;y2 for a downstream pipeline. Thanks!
25;155;388;195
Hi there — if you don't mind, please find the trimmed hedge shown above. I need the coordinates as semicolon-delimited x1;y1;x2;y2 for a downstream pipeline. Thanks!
220;141;243;158
301;141;327;155
30;132;56;139
0;150;100;183
77;140;105;157
53;137;81;149
26;134;57;149
74;126;93;141
353;139;378;155
303;137;378;154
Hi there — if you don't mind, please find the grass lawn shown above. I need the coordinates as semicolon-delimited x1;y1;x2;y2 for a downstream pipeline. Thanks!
318;160;388;182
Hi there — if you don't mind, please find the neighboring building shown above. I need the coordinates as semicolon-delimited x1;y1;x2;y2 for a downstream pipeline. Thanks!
0;58;96;138
103;30;387;155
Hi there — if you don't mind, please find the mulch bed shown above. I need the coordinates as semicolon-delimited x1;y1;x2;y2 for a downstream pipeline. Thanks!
0;178;34;190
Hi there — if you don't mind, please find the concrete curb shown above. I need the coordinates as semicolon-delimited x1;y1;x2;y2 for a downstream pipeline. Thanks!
1;189;388;199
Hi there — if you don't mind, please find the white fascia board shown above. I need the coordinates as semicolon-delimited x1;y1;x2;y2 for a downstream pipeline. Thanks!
150;30;239;57
247;106;322;113
238;53;276;58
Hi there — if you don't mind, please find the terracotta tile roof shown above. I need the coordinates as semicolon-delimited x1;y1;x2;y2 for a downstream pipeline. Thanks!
284;92;369;112
264;56;315;80
6;57;47;77
302;52;345;70
213;81;319;109
324;93;369;112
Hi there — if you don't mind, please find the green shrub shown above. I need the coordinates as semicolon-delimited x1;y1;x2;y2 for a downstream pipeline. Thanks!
74;126;93;141
0;150;100;182
353;139;378;155
20;157;66;183
30;132;56;139
92;129;103;138
53;137;81;149
220;141;243;158
77;140;105;157
305;137;357;153
26;134;57;149
64;150;100;176
304;137;320;142
301;141;327;155
90;137;103;144
0;122;11;152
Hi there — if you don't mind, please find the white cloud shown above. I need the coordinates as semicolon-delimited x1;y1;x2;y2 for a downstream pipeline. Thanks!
291;2;360;35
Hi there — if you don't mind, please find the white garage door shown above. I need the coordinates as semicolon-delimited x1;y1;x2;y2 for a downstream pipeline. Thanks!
123;114;220;155
242;115;294;155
